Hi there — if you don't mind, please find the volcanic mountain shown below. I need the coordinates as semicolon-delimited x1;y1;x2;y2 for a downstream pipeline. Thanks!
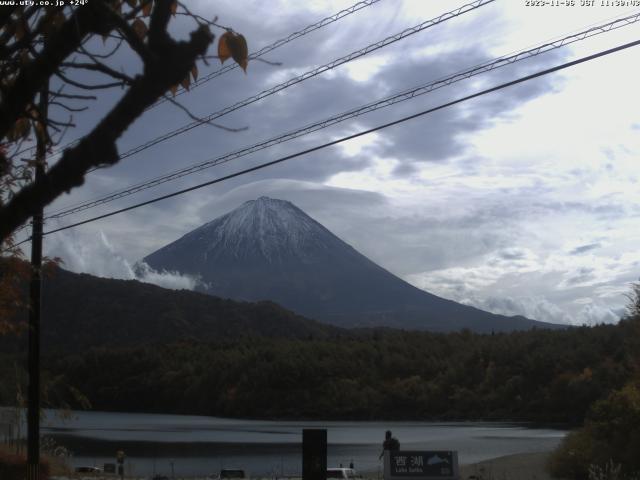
143;197;561;332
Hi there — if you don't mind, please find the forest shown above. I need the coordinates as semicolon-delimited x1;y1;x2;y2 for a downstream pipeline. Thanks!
2;316;637;424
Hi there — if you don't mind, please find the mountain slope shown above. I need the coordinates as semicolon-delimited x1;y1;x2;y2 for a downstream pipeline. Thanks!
1;266;340;353
144;197;562;332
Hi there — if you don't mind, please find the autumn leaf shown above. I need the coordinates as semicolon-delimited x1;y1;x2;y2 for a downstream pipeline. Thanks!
141;0;152;17
218;31;249;72
51;11;65;29
181;75;190;91
191;64;198;81
14;18;26;41
132;18;147;39
19;50;29;66
3;21;15;41
229;33;248;72
218;31;232;64
7;118;30;142
169;84;178;96
170;0;177;16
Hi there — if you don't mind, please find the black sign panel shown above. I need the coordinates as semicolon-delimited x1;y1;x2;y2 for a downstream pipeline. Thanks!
302;429;327;480
390;451;455;478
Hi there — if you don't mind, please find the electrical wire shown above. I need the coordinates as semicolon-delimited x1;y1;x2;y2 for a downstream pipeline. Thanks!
44;11;640;222
21;37;638;244
15;0;386;160
84;0;494;170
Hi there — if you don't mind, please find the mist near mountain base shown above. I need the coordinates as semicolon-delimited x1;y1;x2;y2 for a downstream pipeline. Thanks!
45;230;200;291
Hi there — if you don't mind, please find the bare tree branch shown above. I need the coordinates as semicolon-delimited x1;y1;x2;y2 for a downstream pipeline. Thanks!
50;92;97;101
0;0;214;242
55;70;127;90
164;95;248;132
49;101;88;113
0;2;112;140
77;37;124;59
60;61;134;84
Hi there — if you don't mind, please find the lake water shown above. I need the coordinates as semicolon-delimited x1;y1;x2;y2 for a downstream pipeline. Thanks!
38;410;567;477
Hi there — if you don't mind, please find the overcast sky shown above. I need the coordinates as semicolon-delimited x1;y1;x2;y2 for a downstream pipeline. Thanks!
27;0;640;326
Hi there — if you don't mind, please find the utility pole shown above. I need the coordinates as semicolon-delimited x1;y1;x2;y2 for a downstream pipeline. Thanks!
27;83;47;480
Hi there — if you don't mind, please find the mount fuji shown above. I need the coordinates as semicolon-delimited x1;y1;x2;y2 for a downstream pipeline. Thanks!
143;197;561;332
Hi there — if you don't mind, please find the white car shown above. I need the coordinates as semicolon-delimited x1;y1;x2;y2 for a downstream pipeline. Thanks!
326;468;360;480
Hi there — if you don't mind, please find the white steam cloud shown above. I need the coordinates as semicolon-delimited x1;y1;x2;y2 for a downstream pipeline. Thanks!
45;230;199;291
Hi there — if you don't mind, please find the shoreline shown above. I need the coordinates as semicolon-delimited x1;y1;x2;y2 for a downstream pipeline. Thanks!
459;451;554;480
47;452;557;480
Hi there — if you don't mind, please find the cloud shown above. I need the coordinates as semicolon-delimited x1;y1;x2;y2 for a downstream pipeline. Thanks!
134;262;200;291
45;230;200;291
26;1;638;333
569;243;601;255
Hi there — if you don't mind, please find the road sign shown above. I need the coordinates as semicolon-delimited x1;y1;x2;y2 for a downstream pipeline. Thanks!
384;451;459;480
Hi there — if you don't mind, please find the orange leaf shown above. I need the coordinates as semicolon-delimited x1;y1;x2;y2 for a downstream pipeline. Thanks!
170;0;177;15
51;11;65;29
20;49;29;66
132;18;147;39
141;0;152;16
14;18;26;41
181;75;190;91
7;118;30;142
223;32;249;72
169;84;178;96
218;31;232;64
191;64;198;81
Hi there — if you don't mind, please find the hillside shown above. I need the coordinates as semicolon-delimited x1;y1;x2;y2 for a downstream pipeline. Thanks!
1;266;340;353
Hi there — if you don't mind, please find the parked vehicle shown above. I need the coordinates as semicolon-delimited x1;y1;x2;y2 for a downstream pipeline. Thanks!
209;468;249;479
327;468;360;480
280;467;360;480
75;466;102;474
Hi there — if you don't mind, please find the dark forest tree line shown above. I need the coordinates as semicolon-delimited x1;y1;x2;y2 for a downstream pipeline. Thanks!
2;317;636;424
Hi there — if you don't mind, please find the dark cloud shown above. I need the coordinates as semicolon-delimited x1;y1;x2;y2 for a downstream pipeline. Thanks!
498;248;527;261
570;243;601;255
565;267;596;286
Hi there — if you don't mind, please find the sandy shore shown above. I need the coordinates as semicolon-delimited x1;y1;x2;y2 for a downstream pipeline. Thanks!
459;451;554;480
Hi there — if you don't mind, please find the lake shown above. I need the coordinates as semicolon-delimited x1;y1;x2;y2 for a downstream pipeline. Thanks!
38;410;567;477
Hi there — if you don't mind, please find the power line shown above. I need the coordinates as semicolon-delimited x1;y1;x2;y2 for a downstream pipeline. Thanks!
30;37;640;242
156;0;385;104
44;11;640;222
46;0;495;217
79;0;492;173
16;0;385;160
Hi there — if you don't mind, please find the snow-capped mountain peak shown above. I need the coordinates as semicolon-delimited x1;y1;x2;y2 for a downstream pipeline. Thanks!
142;197;561;332
154;197;341;264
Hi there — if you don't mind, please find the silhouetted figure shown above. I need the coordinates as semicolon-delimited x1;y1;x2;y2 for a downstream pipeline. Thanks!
379;430;400;459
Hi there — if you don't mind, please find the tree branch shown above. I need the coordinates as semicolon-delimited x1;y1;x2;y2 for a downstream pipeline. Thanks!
49;101;88;113
164;95;248;132
0;16;214;242
0;2;111;141
55;69;128;90
60;61;134;84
